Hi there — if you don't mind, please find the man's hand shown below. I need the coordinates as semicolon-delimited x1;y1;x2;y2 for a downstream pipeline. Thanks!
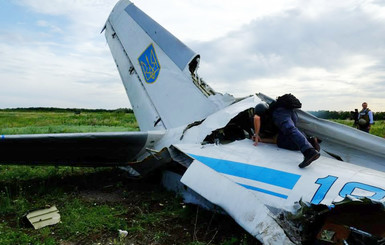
252;134;261;146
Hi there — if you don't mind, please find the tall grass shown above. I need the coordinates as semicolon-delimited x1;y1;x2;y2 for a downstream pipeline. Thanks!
0;111;139;135
369;120;385;137
331;119;385;137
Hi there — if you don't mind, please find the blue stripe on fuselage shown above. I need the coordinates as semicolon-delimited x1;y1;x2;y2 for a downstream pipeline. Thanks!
189;154;301;190
238;183;288;199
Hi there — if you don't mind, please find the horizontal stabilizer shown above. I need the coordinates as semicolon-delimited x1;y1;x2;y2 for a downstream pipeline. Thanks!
0;132;164;166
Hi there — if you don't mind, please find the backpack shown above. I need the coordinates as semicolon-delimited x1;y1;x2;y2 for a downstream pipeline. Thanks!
272;94;302;110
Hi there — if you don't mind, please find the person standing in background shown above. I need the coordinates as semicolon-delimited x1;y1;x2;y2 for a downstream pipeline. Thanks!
357;102;374;133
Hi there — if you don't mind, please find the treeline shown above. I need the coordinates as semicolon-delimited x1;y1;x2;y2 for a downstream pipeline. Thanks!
308;110;385;120
1;108;384;120
0;107;134;113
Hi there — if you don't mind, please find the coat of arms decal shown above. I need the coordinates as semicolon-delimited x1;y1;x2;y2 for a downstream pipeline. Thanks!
138;44;160;83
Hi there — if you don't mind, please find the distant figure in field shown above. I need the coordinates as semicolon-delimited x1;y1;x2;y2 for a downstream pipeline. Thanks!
357;102;374;133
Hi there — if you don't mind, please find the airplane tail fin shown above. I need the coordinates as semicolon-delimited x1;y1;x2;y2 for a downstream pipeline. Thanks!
104;0;234;131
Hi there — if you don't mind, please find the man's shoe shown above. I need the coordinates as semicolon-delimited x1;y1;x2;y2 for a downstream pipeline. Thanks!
299;149;320;168
308;137;320;152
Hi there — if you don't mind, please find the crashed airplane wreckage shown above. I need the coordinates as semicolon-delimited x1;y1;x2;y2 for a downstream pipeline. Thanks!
1;0;385;244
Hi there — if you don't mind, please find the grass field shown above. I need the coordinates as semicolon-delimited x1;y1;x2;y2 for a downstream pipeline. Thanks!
0;110;138;134
331;119;385;137
0;110;257;245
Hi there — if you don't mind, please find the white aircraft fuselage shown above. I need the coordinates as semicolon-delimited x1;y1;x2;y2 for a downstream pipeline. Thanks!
103;1;385;243
1;0;384;244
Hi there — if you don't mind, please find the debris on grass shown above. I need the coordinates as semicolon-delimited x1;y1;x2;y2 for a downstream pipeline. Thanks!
118;229;128;238
22;205;60;229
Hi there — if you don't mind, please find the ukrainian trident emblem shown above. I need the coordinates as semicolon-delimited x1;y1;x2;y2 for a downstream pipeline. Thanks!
138;44;161;84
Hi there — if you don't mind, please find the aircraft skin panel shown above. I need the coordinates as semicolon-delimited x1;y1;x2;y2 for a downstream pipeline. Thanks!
181;159;295;244
226;174;294;200
106;0;222;130
105;21;165;131
180;96;259;144
175;140;385;212
0;131;164;166
297;110;385;157
124;4;195;71
296;110;385;170
188;153;301;190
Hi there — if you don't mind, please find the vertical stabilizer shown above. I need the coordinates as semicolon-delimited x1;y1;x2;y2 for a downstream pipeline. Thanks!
105;0;234;131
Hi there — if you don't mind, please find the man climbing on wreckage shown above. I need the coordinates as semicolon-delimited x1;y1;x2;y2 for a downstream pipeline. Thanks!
252;94;320;168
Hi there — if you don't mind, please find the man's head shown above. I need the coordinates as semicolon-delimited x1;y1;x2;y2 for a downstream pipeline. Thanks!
254;102;269;116
362;102;368;109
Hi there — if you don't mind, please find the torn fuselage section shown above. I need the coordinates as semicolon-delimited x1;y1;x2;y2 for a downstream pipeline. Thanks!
122;95;385;244
203;108;254;145
119;147;173;178
188;55;216;98
123;145;223;211
170;95;385;244
178;95;259;145
273;198;385;244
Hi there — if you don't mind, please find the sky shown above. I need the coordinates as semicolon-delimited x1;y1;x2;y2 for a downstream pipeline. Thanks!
1;0;385;111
